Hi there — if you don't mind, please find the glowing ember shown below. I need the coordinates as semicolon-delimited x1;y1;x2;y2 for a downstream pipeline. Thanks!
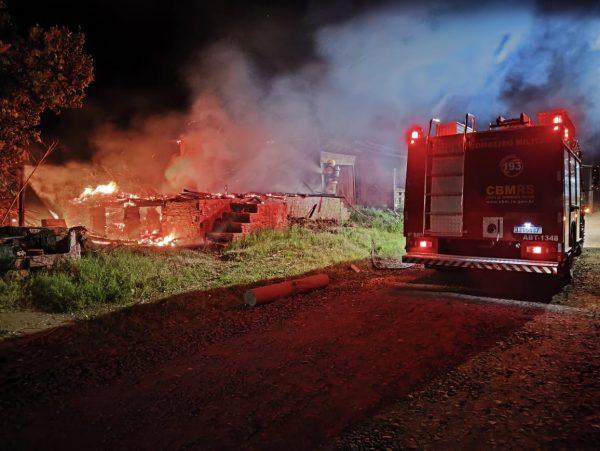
138;233;176;247
78;181;118;200
90;238;111;246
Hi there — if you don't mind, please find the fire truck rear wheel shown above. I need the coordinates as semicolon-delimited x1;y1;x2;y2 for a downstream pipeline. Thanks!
570;222;581;256
559;254;574;284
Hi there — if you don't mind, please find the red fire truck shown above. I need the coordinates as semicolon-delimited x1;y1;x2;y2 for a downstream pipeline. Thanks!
402;109;583;281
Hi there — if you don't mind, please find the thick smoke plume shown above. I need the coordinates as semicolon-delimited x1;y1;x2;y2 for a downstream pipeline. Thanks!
32;1;600;211
498;12;600;151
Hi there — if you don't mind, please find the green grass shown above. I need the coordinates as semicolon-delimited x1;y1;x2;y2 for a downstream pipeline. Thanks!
348;206;404;234
0;209;404;314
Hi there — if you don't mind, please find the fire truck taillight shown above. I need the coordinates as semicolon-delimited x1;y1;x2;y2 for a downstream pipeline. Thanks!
524;244;552;257
529;246;542;255
409;237;435;253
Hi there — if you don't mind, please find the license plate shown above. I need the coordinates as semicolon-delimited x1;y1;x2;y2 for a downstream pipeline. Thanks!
513;226;542;234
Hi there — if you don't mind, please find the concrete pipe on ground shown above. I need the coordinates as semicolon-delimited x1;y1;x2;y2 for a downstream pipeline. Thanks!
244;273;330;307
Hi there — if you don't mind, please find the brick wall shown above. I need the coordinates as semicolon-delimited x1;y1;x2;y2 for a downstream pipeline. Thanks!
240;203;288;234
162;198;232;244
162;200;201;244
198;199;233;237
65;197;287;245
257;202;288;228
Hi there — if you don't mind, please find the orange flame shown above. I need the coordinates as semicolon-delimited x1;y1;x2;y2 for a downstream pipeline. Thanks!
78;181;118;200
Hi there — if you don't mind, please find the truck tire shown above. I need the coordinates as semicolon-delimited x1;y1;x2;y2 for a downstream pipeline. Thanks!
570;222;582;256
559;254;574;285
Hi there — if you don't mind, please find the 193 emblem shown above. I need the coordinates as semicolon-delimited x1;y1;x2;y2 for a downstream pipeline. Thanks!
500;155;524;178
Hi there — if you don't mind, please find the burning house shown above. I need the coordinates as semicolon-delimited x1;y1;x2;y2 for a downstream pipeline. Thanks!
61;182;349;247
65;183;289;247
0;149;352;252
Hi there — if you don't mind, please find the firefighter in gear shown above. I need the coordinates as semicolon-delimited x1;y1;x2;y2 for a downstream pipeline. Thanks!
323;159;340;195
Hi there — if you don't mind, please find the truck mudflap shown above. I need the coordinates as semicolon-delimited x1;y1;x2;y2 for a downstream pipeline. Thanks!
402;253;559;275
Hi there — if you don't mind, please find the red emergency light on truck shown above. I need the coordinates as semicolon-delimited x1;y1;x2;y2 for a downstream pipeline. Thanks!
402;109;584;281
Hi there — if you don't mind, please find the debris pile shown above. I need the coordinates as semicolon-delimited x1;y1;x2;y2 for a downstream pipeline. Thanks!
0;225;83;271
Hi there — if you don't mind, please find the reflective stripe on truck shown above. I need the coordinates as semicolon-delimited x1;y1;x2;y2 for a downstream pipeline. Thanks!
402;253;559;275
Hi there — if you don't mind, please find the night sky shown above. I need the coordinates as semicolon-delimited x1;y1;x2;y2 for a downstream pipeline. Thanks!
4;0;386;159
7;1;316;109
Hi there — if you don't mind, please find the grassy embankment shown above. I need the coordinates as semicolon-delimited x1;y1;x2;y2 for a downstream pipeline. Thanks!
0;208;404;314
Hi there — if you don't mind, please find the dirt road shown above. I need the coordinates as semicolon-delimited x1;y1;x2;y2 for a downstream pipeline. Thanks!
1;245;599;449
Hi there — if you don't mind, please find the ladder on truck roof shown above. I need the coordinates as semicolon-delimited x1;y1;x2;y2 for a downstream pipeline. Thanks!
423;114;475;236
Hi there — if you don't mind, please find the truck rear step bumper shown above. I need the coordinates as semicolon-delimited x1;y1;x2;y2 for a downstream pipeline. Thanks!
402;253;559;275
